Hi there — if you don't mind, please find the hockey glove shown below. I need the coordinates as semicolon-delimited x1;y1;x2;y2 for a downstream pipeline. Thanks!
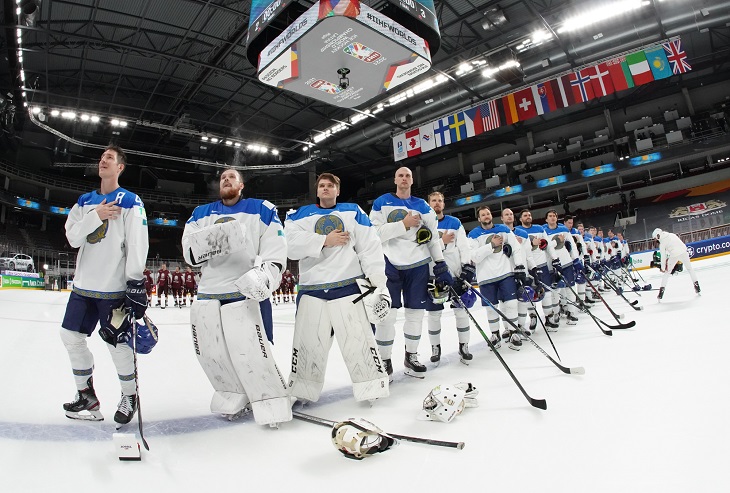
99;306;132;347
415;226;432;245
502;243;512;258
539;238;548;250
551;258;562;272
433;261;453;287
572;258;583;272
565;240;572;253
514;265;527;285
460;264;476;285
575;240;583;255
125;279;148;319
234;260;279;301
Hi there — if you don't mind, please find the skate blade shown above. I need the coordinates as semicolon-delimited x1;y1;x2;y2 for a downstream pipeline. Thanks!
459;357;471;366
508;344;521;351
65;410;104;421
430;359;440;367
403;368;426;379
224;406;252;421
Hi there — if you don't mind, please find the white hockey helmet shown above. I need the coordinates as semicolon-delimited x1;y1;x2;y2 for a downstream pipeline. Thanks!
331;419;397;460
652;228;662;240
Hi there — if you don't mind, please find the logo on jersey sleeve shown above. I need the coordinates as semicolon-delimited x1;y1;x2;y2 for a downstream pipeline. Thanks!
314;214;345;235
86;219;109;244
387;209;408;223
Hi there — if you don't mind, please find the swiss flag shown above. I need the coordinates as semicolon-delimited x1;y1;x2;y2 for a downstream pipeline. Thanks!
405;129;421;157
588;63;615;97
513;87;538;121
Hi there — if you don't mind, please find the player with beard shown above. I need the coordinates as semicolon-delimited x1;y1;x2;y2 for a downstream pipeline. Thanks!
564;216;590;307
424;192;475;365
181;168;290;427
543;210;579;327
468;206;523;350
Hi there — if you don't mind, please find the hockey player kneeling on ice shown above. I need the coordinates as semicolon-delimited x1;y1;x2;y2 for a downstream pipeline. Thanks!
182;168;290;428
652;228;700;301
420;383;479;423
60;146;149;427
285;173;390;403
331;419;398;460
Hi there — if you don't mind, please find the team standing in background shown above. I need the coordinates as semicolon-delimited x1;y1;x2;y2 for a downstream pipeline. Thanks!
59;149;699;430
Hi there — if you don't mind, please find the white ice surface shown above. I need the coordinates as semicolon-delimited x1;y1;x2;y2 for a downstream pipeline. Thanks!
1;257;729;493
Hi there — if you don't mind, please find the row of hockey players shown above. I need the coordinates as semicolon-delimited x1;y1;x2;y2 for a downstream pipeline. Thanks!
143;264;198;308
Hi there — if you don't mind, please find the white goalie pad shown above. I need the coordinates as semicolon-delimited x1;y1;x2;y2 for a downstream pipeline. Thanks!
185;220;247;265
190;299;248;415
220;299;291;426
355;278;391;325
234;259;278;301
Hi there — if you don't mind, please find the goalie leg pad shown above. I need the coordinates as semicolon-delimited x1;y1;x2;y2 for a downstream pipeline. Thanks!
190;300;248;414
220;300;291;426
288;295;335;402
184;220;247;265
328;295;389;402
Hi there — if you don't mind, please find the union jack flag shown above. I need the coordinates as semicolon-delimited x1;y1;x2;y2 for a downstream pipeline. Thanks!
662;39;691;74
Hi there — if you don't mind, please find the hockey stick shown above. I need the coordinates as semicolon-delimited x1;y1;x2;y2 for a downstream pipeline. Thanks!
592;265;643;311
449;286;547;410
538;280;615;335
523;295;561;362
584;276;627;324
129;311;150;451
292;411;465;450
555;274;636;331
619;264;652;291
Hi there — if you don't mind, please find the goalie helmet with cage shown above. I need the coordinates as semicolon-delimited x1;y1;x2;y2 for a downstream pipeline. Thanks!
428;279;451;305
420;383;479;423
331;418;397;460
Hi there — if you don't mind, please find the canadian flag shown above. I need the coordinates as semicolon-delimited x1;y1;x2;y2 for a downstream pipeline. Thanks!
405;129;421;157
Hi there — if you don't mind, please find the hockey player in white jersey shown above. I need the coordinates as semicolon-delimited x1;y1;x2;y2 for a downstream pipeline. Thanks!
515;209;557;331
468;206;523;350
285;173;390;403
369;167;453;379
424;192;475;365
543;210;579;326
60;146;149;426
564;216;590;306
653;228;700;300
512;228;538;334
182;168;290;427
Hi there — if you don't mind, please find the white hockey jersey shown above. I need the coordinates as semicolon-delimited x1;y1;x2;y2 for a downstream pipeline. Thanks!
285;203;386;292
515;224;550;268
543;224;577;267
657;230;688;259
182;198;286;300
369;193;444;269
468;224;520;284
65;187;149;298
430;215;471;277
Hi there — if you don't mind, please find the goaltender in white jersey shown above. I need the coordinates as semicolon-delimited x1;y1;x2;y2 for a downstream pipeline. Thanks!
285;173;390;404
182;168;290;427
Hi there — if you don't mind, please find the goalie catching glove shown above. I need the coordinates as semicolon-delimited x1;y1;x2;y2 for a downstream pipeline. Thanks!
331;418;398;460
355;278;391;324
234;257;281;301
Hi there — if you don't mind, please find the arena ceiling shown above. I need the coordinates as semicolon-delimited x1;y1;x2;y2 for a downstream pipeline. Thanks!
2;0;730;185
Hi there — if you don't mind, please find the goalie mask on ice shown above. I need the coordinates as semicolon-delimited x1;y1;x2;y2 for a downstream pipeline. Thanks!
331;419;397;460
419;383;479;423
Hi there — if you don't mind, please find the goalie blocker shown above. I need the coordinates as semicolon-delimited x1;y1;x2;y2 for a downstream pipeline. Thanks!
191;299;291;426
184;220;247;265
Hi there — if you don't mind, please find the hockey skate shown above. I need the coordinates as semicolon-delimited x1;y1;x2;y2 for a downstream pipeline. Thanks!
694;281;701;295
63;377;103;421
404;352;426;379
114;393;137;429
383;359;394;383
488;331;501;350
657;287;665;300
458;342;473;364
566;313;579;325
545;313;559;332
506;330;522;351
430;344;441;364
529;313;537;332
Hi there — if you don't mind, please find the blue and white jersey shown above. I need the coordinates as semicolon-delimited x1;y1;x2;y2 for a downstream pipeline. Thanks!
593;234;604;259
543;224;577;267
512;228;536;270
182;198;286;299
468;224;519;284
431;215;471;277
369;193;444;269
285;203;386;293
570;227;588;259
583;233;599;263
515;224;550;268
65;187;149;298
606;236;621;259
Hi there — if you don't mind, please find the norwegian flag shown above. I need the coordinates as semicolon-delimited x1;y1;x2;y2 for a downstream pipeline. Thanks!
663;39;691;74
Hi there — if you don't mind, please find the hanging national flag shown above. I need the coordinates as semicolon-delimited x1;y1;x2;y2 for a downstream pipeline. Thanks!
433;117;451;147
463;107;484;137
405;129;421;157
663;38;691;74
393;132;407;161
606;57;634;92
645;46;673;80
501;93;519;125
419;122;436;153
513;87;538;121
478;99;501;131
570;69;595;103
549;75;575;109
531;82;557;114
588;62;615;97
626;51;654;85
448;113;468;142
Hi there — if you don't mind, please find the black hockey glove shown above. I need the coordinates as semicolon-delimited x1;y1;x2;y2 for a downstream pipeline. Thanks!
99;307;132;347
575;240;583;255
460;264;476;285
514;265;527;285
433;261;453;287
551;258;562;273
565;240;572;253
125;279;148;319
415;226;432;245
502;243;512;258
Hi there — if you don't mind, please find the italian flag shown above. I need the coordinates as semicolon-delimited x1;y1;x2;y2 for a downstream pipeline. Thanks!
626;51;654;86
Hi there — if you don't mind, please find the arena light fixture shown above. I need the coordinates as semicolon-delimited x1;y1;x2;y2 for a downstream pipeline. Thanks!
50;109;60;117
558;0;649;33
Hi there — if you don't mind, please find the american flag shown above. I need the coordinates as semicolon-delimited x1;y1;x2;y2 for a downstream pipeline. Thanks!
478;99;500;131
663;39;691;74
